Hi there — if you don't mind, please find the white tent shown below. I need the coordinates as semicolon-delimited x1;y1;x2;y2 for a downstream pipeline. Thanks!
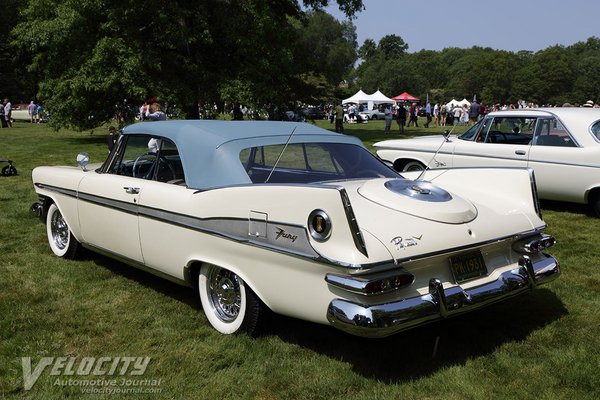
369;90;394;104
446;98;472;109
342;89;371;105
458;98;472;107
445;99;461;109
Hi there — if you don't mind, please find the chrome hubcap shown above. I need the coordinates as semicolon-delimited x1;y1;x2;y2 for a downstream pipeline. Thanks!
207;266;241;322
50;209;69;250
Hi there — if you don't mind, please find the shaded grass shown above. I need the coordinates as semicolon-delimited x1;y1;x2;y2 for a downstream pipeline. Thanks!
1;120;599;399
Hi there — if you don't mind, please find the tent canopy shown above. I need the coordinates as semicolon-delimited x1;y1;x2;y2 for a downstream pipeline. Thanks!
342;89;370;105
446;98;472;109
342;89;395;109
370;90;395;104
392;92;420;102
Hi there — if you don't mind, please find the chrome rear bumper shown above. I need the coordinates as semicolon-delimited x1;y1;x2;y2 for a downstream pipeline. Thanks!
326;255;560;338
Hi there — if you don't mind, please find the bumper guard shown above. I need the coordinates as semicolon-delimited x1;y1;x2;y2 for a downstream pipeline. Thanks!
326;255;560;338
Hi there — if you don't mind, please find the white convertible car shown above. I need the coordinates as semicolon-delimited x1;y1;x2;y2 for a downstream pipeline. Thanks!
32;120;559;337
375;108;600;215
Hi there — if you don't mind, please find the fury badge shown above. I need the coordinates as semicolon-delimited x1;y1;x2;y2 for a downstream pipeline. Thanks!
275;227;298;243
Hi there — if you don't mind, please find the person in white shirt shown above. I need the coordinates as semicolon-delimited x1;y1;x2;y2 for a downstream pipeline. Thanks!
3;99;12;128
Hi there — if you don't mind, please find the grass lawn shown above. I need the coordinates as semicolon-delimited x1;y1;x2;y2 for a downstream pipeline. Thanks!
1;120;599;399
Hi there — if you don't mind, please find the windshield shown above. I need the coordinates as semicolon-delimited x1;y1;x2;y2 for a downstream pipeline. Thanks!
240;142;399;184
458;119;484;141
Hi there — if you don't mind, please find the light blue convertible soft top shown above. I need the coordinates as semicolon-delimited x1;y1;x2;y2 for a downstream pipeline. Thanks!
122;120;365;189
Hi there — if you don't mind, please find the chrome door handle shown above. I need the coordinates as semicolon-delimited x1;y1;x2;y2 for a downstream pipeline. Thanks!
515;150;526;155
123;186;140;194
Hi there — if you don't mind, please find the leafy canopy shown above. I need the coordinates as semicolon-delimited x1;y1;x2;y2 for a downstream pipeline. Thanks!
13;0;362;129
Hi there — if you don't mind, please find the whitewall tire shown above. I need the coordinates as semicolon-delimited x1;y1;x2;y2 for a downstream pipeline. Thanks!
46;203;81;259
402;161;426;172
198;264;262;335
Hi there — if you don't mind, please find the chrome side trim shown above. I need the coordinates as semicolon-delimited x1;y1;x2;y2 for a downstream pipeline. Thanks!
35;183;78;199
78;192;139;215
36;182;322;261
326;254;560;338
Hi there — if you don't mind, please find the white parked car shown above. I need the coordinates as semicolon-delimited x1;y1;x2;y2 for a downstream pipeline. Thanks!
359;109;386;120
31;120;559;337
375;108;600;215
9;103;30;121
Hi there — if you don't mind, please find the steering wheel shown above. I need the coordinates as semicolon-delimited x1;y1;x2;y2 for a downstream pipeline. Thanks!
156;156;177;182
132;153;156;178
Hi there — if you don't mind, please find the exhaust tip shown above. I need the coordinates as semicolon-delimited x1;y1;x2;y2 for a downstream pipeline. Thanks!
31;202;43;217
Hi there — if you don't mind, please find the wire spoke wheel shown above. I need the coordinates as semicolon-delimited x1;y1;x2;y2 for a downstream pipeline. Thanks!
198;264;264;335
46;203;81;259
207;266;242;322
50;209;70;250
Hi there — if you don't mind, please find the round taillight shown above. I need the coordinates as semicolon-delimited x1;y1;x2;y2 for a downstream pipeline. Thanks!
308;209;331;241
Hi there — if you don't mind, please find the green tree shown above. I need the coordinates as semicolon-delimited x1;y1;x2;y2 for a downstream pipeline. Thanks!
513;46;574;105
13;0;362;130
1;0;33;102
377;34;408;58
569;37;600;103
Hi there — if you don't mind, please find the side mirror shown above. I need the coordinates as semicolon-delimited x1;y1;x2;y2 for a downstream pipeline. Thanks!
76;152;90;171
442;130;451;142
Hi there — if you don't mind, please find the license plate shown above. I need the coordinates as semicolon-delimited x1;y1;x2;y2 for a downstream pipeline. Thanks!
450;251;488;283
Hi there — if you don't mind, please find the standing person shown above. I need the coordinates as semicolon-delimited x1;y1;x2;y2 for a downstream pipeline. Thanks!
433;103;440;127
0;102;4;128
3;99;12;128
106;126;118;152
440;103;447;127
146;102;166;121
384;104;393;133
140;102;149;121
347;104;355;123
468;100;480;125
27;101;37;123
424;101;432;128
334;103;344;134
396;103;407;134
36;103;44;123
479;102;487;120
461;105;469;125
453;105;462;125
446;105;453;125
408;103;418;127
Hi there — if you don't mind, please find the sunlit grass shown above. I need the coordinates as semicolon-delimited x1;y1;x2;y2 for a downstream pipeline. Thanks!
0;120;598;399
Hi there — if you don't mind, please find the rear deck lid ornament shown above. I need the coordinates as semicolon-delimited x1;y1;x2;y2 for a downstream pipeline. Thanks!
358;178;477;224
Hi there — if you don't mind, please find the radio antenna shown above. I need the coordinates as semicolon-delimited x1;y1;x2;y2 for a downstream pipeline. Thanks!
416;126;454;181
265;126;297;183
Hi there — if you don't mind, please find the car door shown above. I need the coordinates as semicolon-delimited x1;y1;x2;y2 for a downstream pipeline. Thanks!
78;135;158;263
136;139;189;277
527;117;586;203
452;116;533;168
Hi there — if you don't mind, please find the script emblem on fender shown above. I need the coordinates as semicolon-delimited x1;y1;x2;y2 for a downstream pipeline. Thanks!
275;227;298;243
391;235;422;250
